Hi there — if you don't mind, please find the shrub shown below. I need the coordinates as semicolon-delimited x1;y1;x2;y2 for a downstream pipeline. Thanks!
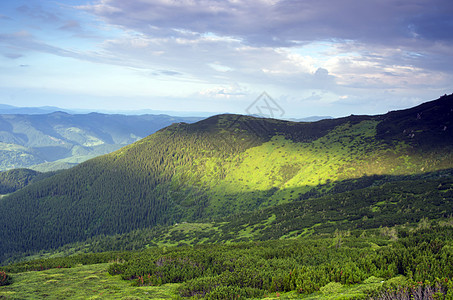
107;262;127;275
0;271;12;286
320;281;343;294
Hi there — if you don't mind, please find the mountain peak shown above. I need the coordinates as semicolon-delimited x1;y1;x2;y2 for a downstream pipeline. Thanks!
377;94;453;147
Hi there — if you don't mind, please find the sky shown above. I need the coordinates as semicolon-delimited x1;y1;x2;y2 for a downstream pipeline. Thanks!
0;0;452;118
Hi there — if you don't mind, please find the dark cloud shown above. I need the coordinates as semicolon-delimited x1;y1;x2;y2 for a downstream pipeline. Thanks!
59;20;82;31
17;4;61;23
81;0;453;47
158;70;182;76
77;0;453;85
3;53;23;59
409;12;453;41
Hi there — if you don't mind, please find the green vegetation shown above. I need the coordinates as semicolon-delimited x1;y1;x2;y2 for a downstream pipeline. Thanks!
0;263;180;299
0;95;452;264
1;223;452;299
0;95;452;300
28;169;449;258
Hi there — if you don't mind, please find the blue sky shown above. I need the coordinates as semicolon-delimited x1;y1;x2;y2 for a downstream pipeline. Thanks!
0;0;452;118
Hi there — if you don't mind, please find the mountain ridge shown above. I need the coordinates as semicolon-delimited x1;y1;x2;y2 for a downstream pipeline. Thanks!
0;94;452;263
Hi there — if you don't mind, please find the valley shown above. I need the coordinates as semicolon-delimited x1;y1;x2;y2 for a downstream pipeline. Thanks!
0;112;202;171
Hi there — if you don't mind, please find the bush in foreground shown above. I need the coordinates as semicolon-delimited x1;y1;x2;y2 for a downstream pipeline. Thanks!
0;271;12;286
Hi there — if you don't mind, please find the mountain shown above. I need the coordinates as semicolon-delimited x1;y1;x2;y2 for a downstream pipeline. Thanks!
0;103;219;117
0;104;68;115
0;112;203;171
0;94;452;263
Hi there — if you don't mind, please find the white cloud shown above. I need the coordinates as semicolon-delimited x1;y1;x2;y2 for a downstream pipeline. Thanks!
197;84;250;99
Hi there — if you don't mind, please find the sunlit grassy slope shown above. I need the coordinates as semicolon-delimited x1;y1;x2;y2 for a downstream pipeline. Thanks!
0;95;452;263
201;120;412;213
0;263;180;299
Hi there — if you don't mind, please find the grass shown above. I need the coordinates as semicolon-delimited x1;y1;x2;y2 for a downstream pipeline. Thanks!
0;263;180;299
193;121;377;214
191;119;435;216
153;222;220;247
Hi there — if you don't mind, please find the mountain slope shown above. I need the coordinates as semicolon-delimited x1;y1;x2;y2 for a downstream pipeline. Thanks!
0;94;452;262
0;112;202;171
23;169;450;258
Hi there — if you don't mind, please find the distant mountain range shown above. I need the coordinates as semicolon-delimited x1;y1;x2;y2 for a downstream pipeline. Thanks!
0;104;66;115
0;111;203;171
0;103;334;119
0;104;215;117
0;94;451;262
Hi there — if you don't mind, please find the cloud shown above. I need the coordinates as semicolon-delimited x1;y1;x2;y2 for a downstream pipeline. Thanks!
59;20;82;32
80;0;453;47
152;70;183;76
97;31;338;91
74;0;453;93
0;31;115;68
0;14;12;20
16;4;61;23
3;53;23;59
197;84;250;99
0;31;80;58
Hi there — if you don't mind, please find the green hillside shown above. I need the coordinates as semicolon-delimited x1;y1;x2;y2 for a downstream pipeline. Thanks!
1;223;452;299
0;95;452;263
15;168;451;259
